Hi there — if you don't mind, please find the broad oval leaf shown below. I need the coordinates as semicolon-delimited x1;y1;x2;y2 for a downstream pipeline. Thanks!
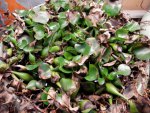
75;43;91;56
98;78;105;85
85;64;98;81
48;22;60;31
26;80;37;90
118;64;131;76
38;62;51;79
116;28;128;39
134;47;150;60
60;78;76;92
124;21;140;32
103;4;121;17
31;11;50;24
86;38;100;56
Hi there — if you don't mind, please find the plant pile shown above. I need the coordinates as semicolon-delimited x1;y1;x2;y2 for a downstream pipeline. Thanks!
0;0;150;112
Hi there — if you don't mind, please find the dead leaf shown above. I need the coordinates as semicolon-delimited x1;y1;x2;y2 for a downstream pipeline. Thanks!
103;60;116;67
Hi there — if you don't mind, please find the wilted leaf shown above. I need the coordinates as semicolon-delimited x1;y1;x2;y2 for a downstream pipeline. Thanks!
86;38;100;56
31;11;50;24
67;11;80;25
60;78;78;95
38;62;51;79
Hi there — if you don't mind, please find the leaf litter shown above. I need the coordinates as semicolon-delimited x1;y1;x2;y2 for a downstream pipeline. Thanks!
0;0;150;112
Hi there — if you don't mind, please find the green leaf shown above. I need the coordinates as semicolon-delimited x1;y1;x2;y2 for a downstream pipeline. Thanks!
48;22;60;31
64;51;73;60
60;78;76;92
26;80;37;90
100;67;108;77
49;46;60;53
23;46;34;52
29;53;36;64
54;57;68;66
129;100;139;113
124;21;140;32
103;4;121;16
51;0;69;11
85;64;98;81
134;47;150;60
75;43;91;56
58;12;67;19
41;46;49;58
59;66;72;74
0;60;9;73
106;83;127;100
59;19;68;29
118;64;131;76
116;28;128;39
33;25;45;40
107;72;117;80
16;10;29;17
98;78;105;85
109;37;126;43
41;87;50;105
26;64;39;70
18;35;34;49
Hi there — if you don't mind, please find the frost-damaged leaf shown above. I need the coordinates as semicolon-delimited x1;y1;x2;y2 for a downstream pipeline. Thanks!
103;4;121;17
79;100;96;112
31;11;50;24
136;74;149;96
117;64;131;76
38;62;51;79
0;42;3;57
60;78;79;95
86;38;100;56
18;35;34;49
56;93;79;111
85;64;98;81
124;21;140;32
134;47;150;60
67;11;80;25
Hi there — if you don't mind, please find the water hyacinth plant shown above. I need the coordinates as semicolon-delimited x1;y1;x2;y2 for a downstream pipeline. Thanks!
0;0;149;112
